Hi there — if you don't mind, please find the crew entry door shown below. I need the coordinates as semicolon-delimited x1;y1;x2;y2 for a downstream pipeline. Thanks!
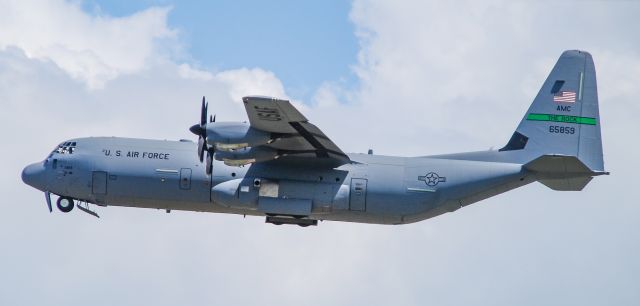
349;178;367;211
179;168;192;190
92;171;107;195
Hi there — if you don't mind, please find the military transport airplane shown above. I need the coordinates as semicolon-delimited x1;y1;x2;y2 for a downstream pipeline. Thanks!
22;50;608;226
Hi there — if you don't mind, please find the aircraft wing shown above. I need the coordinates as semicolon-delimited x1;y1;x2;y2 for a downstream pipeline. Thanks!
242;96;350;167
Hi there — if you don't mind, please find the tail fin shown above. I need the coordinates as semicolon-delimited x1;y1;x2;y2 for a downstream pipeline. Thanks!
500;50;607;189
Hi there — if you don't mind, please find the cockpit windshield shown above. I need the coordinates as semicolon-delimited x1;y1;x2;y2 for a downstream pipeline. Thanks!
51;142;77;155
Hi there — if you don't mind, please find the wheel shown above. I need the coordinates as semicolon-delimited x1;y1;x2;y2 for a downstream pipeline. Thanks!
56;197;74;213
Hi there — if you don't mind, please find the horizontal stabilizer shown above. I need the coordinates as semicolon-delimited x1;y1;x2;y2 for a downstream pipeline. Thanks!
524;155;608;191
539;177;592;191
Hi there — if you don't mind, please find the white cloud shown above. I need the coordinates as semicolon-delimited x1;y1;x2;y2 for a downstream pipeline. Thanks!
309;0;640;156
216;67;289;102
177;63;213;81
0;0;175;89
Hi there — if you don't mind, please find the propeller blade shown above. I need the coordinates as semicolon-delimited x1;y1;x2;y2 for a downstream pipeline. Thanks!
200;96;207;126
205;151;213;175
197;137;205;162
44;191;52;213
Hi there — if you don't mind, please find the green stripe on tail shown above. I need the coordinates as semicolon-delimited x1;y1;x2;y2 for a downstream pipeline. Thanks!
526;113;596;125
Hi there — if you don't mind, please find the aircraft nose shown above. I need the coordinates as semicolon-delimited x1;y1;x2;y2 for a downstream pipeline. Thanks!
22;162;47;191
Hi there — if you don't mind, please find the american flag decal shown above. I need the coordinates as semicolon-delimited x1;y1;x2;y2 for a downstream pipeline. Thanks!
553;91;576;103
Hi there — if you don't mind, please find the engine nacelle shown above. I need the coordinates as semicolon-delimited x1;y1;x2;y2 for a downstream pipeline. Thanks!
214;147;278;166
206;122;271;151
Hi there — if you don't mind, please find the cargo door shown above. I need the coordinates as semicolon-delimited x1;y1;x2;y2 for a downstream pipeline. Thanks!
349;178;367;211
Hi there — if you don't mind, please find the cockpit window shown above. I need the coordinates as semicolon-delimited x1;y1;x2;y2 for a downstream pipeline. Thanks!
52;142;77;155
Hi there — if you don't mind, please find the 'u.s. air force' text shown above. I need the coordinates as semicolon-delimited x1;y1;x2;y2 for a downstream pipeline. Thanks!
102;149;170;160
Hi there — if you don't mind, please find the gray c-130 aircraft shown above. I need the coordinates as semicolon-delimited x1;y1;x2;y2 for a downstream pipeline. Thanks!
22;50;608;226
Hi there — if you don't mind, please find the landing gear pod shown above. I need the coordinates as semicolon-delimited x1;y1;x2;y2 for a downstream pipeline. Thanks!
56;197;74;213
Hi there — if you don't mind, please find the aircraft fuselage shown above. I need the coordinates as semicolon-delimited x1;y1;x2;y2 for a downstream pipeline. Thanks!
23;137;531;225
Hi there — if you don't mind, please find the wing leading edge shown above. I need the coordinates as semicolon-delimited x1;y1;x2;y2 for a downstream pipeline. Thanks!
242;96;350;167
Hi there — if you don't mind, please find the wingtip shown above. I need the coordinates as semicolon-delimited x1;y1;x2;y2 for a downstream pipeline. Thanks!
243;95;284;102
591;170;610;176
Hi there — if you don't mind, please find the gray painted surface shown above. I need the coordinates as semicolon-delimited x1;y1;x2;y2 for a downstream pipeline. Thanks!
21;50;607;225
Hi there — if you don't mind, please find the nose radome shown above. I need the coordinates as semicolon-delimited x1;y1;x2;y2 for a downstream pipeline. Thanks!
22;162;47;191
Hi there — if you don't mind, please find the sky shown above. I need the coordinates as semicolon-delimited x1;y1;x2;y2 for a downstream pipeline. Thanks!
80;0;359;101
0;1;639;305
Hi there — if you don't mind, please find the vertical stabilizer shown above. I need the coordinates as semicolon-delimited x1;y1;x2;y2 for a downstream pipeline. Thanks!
501;50;604;172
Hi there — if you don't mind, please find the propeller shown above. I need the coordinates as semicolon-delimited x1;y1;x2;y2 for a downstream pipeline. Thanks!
205;148;213;175
189;96;207;136
197;138;204;162
189;96;214;175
